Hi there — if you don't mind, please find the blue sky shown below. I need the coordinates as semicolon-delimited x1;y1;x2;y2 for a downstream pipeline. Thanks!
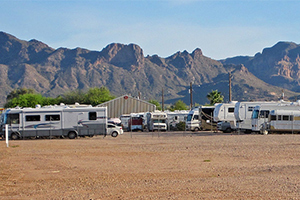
1;0;299;60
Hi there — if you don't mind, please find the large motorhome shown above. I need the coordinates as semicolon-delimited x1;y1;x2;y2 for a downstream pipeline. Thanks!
213;102;237;133
186;108;200;131
0;104;107;139
146;111;167;131
251;101;299;133
234;101;286;133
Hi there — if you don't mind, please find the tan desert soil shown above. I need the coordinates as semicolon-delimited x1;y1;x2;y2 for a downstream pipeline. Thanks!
0;131;300;199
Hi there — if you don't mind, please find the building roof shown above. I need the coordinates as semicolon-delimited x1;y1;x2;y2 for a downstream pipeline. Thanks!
97;95;156;118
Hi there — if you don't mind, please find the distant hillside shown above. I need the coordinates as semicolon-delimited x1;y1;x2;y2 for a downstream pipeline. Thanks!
221;41;300;93
0;31;299;106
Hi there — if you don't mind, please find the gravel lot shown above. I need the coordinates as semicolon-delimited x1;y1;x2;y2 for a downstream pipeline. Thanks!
1;131;300;199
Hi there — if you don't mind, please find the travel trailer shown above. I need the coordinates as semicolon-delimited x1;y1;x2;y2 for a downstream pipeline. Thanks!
251;101;299;133
213;102;237;133
165;110;189;131
146;111;167;131
128;113;144;131
0;104;107;139
263;109;300;134
186;108;200;131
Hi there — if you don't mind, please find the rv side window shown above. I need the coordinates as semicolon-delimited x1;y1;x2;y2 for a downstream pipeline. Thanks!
7;114;20;124
26;115;40;122
193;115;199;120
270;115;276;121
228;108;234;113
278;115;282;120
290;116;294;121
259;110;269;118
248;107;254;111
283;115;289;121
89;112;97;120
45;115;60;121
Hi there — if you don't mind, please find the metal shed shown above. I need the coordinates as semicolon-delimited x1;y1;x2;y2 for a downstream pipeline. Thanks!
97;95;156;118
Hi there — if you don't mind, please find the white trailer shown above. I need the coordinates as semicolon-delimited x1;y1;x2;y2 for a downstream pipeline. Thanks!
234;101;286;133
186;108;200;131
251;101;299;132
264;109;300;134
146;111;167;131
213;102;237;133
0;104;107;139
165;110;189;130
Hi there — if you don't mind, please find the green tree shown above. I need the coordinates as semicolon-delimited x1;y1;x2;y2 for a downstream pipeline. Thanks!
6;88;35;101
206;90;224;105
168;100;188;111
84;87;115;106
148;99;162;111
61;90;86;105
5;93;45;108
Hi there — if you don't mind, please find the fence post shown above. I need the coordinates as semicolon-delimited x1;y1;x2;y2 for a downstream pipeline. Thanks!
5;124;9;147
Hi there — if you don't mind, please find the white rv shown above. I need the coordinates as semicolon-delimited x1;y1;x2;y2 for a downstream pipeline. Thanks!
234;101;285;133
213;102;237;133
251;101;299;133
186;108;200;131
165;110;189;131
146;111;167;131
0;104;107;139
264;109;300;134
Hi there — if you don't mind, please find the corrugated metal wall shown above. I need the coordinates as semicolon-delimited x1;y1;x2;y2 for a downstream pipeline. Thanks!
97;95;156;118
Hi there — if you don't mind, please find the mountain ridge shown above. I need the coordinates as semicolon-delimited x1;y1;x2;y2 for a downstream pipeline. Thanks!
0;31;299;106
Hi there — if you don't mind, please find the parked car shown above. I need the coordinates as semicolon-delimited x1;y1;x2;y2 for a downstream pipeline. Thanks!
107;123;123;137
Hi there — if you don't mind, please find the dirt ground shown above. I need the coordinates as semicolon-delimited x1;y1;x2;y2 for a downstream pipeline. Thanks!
0;131;300;200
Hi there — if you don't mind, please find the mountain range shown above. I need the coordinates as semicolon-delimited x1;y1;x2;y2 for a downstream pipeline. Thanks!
0;31;300;106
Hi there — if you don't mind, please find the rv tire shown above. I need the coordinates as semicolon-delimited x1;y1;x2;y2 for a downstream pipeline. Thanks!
111;131;118;137
194;127;199;132
68;131;77;139
224;128;232;133
11;132;19;140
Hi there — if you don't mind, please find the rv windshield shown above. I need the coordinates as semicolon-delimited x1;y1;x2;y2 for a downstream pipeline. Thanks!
186;114;193;121
252;110;259;119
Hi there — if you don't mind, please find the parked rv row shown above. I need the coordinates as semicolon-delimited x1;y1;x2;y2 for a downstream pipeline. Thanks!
120;111;189;132
213;100;300;134
0;104;124;140
2;99;299;140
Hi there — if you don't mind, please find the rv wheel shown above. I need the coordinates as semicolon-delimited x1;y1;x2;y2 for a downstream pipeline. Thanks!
11;132;19;140
68;131;76;139
194;127;200;132
224;128;232;133
111;131;118;137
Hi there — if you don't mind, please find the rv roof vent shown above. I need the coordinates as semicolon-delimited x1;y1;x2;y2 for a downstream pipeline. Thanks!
36;104;41;108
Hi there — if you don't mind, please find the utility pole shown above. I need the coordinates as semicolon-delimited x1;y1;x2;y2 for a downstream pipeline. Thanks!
190;82;193;110
229;72;232;102
162;88;164;111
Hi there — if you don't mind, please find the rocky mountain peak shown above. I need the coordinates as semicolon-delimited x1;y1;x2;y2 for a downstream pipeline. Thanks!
100;43;144;70
191;48;203;59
